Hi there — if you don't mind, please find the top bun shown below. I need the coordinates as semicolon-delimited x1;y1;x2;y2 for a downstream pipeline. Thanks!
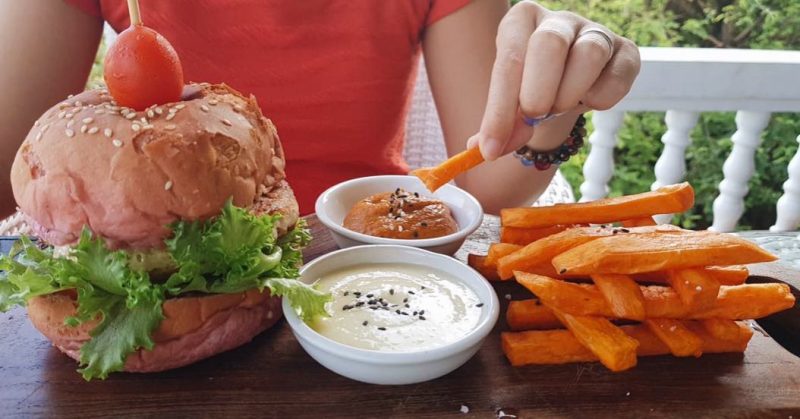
11;83;296;249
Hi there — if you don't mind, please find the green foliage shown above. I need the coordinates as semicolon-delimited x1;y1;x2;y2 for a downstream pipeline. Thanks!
87;37;106;88
529;0;800;229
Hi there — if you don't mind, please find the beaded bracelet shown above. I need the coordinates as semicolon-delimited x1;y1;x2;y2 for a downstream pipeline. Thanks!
514;114;587;170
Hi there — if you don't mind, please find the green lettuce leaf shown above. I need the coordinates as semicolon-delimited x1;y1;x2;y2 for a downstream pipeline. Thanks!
72;229;129;296
0;237;63;310
263;277;331;321
165;204;327;324
76;286;163;380
0;232;165;380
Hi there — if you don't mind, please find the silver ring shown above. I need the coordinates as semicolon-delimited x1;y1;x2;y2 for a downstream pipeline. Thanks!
577;28;615;58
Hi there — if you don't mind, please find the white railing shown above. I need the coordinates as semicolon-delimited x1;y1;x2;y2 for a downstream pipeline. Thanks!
581;47;800;231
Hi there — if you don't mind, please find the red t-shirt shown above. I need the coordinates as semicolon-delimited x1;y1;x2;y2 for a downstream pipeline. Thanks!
65;0;470;214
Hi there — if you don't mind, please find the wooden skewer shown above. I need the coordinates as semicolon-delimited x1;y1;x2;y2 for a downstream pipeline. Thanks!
127;0;142;26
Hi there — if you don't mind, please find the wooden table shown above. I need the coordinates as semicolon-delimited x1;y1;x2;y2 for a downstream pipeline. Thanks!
1;216;799;418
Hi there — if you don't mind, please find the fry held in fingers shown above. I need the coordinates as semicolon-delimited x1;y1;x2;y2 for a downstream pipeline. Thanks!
411;147;484;193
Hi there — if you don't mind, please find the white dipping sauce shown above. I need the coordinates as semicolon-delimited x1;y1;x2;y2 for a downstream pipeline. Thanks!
310;264;483;352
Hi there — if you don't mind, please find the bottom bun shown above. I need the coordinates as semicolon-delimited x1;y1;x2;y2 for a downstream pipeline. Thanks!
27;289;282;373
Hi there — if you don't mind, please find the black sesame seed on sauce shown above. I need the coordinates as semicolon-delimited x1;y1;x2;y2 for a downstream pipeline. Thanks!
476;303;484;308
362;321;368;326
378;327;387;331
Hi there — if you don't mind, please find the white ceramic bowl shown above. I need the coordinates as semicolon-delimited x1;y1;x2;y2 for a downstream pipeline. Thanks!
315;175;483;255
282;245;500;385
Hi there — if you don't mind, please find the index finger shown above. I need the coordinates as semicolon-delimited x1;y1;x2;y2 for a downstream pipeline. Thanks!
477;2;539;161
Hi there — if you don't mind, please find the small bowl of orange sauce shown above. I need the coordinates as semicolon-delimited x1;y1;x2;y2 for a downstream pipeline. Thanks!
315;175;483;255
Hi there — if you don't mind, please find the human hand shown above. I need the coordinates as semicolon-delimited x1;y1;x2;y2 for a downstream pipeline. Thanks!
470;1;641;161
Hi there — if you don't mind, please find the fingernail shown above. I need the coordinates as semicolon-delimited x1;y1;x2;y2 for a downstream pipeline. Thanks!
479;138;502;161
466;136;479;149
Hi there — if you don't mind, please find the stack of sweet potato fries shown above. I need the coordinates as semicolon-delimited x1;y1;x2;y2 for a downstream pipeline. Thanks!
414;158;796;372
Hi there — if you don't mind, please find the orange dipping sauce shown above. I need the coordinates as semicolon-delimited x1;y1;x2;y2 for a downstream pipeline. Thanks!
343;189;458;239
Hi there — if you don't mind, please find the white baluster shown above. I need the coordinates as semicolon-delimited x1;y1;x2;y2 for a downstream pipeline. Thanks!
771;134;800;232
651;111;700;224
710;111;772;232
579;110;624;202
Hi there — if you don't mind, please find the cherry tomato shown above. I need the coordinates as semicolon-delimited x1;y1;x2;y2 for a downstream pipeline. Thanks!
104;25;184;110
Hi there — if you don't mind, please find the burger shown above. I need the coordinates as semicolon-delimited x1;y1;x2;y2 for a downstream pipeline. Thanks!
0;83;329;380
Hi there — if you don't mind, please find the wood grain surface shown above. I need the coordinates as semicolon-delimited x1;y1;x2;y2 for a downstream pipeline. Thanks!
1;215;799;418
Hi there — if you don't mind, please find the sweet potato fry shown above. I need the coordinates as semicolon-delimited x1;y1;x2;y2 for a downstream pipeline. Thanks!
507;299;636;331
701;319;753;342
487;243;564;278
514;272;795;320
411;147;484;192
696;284;796;319
552;231;777;276
497;224;683;280
500;183;694;228
666;269;721;310
620;217;657;227
591;274;646;320
634;265;748;286
644;319;703;357
467;254;500;281
703;265;749;285
486;243;522;268
551;310;639;372
500;225;574;245
506;300;562;331
501;321;752;367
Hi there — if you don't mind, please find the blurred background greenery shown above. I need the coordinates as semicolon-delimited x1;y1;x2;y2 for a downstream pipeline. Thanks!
526;0;800;230
92;1;799;229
